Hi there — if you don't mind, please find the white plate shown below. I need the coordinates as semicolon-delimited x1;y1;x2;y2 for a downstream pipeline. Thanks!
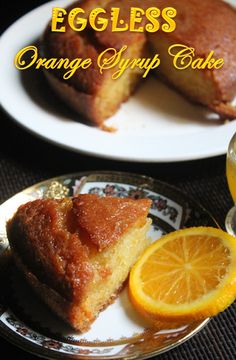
0;0;236;162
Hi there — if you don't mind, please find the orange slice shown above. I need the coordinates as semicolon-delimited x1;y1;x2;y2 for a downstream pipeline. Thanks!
129;227;236;324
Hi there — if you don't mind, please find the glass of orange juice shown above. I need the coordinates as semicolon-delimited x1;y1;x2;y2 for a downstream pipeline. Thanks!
226;133;236;236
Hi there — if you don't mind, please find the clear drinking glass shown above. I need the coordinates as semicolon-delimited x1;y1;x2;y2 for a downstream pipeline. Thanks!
225;133;236;236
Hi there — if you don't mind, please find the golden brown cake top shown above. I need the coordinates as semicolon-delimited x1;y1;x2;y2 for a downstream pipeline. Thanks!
43;0;236;104
73;194;151;250
7;195;151;301
155;0;236;102
42;0;146;94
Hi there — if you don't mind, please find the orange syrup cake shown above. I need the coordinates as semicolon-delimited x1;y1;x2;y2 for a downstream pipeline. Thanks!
42;0;148;125
6;194;152;332
41;0;236;124
148;0;236;120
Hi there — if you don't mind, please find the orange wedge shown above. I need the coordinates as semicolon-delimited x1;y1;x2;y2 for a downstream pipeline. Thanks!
129;227;236;324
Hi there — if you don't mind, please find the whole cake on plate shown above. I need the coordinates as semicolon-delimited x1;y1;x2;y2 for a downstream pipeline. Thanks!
42;0;236;124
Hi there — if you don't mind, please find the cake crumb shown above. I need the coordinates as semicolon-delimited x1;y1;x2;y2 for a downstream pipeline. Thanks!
100;124;117;133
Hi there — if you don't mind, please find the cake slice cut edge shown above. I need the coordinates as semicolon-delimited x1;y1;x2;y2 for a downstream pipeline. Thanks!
6;195;152;332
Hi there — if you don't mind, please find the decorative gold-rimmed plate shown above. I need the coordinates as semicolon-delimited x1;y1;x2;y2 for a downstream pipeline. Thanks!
0;171;217;359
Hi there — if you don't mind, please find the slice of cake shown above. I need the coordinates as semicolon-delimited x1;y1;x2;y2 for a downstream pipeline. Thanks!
148;0;236;119
6;194;152;332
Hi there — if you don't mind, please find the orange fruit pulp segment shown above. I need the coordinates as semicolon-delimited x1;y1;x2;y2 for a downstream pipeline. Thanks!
129;227;236;324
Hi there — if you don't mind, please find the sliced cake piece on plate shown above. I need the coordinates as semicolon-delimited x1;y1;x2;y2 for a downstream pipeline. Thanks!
7;194;152;332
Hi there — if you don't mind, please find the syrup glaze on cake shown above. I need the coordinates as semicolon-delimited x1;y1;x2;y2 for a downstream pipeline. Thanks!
73;195;150;250
7;195;152;332
42;0;236;124
42;0;147;124
149;0;236;119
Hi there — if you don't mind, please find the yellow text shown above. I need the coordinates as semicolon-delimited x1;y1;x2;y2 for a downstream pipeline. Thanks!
51;6;177;33
169;44;224;70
